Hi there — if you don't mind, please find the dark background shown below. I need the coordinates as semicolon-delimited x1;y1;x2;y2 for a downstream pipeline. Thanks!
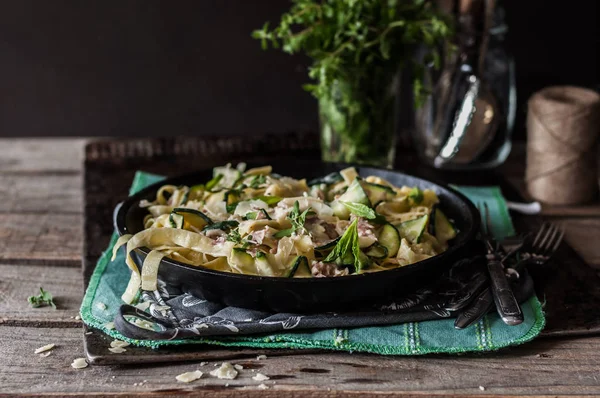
0;0;597;139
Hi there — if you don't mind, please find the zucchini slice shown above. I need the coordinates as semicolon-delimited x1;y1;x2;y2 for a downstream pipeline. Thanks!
224;190;242;213
286;256;308;278
169;213;184;229
332;178;371;219
255;251;277;277
395;215;429;244
292;257;312;277
361;181;395;205
428;205;437;236
365;242;388;259
171;208;213;230
378;223;400;257
229;248;256;274
188;184;205;201
340;167;359;185
434;209;457;245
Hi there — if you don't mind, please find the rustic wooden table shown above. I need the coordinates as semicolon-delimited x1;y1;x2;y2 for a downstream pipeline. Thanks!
1;138;600;397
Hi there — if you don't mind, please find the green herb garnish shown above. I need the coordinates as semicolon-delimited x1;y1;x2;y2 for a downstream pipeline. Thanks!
28;287;56;309
253;1;453;165
323;218;370;272
249;175;267;189
274;200;311;238
245;209;272;221
256;195;283;206
203;220;239;233
205;174;223;191
408;187;424;204
226;229;243;244
340;201;376;219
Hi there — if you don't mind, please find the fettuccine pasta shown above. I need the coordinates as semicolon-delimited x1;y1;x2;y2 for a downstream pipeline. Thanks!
114;164;457;303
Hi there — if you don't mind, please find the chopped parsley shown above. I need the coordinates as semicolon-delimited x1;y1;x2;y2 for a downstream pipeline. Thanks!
249;174;267;189
28;287;56;309
274;200;311;238
408;187;424;205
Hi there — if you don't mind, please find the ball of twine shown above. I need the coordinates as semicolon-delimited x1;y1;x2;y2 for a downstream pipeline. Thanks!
525;85;600;205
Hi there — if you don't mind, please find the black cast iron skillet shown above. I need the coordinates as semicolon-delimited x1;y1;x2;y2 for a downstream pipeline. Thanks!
113;160;480;313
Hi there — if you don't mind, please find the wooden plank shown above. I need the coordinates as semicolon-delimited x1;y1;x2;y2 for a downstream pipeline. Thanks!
552;218;600;269
0;138;86;173
0;213;81;265
2;327;600;396
0;174;82;214
0;264;82;327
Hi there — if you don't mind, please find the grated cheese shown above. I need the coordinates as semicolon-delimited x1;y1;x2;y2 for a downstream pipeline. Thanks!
39;351;52;358
108;347;127;354
256;355;267;360
209;362;238;380
96;302;107;311
110;340;130;349
104;321;115;330
234;364;243;370
199;362;207;366
258;384;269;389
253;373;270;381
132;318;155;331
34;344;55;354
134;301;151;311
71;358;88;369
176;370;203;383
75;315;81;320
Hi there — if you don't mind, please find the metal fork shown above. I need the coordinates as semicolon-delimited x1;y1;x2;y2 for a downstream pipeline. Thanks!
510;222;564;275
455;221;563;329
453;202;522;329
445;233;526;312
479;202;524;326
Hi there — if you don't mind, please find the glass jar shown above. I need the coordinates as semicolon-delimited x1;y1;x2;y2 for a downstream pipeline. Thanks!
409;1;516;170
319;68;400;169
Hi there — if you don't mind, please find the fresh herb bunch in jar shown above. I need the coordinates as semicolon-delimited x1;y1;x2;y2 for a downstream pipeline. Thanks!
252;0;453;167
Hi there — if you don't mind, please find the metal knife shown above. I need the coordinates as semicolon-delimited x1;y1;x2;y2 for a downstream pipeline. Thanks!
445;271;488;312
454;286;494;329
487;254;524;326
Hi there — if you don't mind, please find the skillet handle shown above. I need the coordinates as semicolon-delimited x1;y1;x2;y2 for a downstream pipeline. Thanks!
114;304;177;341
112;201;124;233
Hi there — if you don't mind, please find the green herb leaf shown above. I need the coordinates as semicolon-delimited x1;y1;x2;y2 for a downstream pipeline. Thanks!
289;200;311;233
408;187;424;204
340;201;376;219
226;229;243;244
203;220;239;233
205;174;223;191
321;218;370;272
256;195;283;206
249;174;267;189
27;287;56;309
273;228;294;238
253;0;453;111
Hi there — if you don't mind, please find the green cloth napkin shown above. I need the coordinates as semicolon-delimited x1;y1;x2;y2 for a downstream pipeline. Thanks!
80;171;545;355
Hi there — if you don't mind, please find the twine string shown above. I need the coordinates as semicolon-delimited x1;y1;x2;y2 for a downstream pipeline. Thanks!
525;85;600;205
